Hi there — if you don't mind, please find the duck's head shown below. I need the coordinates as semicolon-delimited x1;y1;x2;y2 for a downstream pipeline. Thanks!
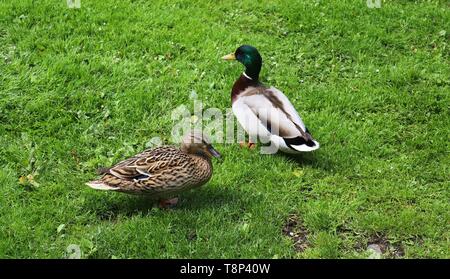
181;130;221;159
222;45;262;81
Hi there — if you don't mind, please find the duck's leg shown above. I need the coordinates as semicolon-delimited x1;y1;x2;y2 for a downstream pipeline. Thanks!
158;197;179;209
239;141;256;149
239;134;257;149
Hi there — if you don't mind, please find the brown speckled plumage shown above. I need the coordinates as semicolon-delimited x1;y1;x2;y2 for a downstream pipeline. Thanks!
86;131;220;200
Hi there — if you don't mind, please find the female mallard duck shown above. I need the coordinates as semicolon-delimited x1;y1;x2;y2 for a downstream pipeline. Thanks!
222;45;319;154
86;130;221;208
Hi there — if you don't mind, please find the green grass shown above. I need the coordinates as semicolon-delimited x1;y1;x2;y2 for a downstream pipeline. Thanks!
0;0;449;259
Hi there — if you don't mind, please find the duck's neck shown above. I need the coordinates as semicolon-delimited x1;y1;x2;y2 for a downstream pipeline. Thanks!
182;147;211;161
231;74;260;103
244;60;261;81
231;60;262;103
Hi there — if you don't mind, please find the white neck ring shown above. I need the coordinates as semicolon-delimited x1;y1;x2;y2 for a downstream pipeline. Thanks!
242;72;253;80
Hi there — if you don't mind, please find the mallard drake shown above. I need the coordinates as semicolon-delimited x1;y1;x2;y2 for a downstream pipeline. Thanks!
222;45;319;154
86;130;221;208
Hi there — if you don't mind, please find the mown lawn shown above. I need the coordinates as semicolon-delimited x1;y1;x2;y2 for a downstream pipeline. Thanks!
0;0;448;258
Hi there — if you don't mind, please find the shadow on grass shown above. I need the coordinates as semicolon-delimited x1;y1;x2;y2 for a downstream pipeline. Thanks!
277;150;336;171
84;185;241;221
180;185;246;210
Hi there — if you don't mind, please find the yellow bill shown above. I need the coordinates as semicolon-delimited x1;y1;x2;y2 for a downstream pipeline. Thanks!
221;53;236;60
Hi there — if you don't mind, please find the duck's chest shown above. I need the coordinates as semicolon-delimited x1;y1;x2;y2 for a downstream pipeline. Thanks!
231;75;259;103
192;159;213;184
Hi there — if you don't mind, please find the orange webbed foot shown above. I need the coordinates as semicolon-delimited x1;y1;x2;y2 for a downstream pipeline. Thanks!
239;141;256;149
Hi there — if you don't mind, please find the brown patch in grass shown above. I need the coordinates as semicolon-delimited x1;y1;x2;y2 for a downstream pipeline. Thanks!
187;230;197;241
367;234;405;258
337;226;408;258
282;214;309;252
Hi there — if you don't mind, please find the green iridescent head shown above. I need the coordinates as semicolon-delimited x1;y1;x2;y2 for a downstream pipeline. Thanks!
222;45;262;80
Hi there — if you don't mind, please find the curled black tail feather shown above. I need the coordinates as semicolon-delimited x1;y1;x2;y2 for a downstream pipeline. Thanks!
284;135;316;148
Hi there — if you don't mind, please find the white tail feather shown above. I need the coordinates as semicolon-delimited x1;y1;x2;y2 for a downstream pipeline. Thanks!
85;181;118;191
